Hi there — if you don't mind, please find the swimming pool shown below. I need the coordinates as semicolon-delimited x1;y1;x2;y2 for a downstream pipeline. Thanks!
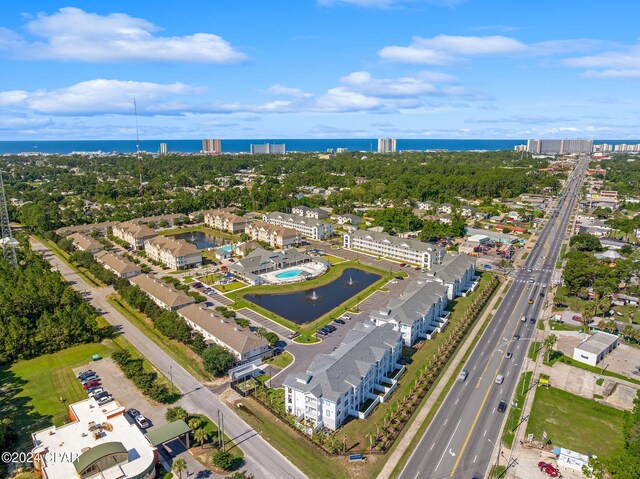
275;268;304;279
220;245;234;252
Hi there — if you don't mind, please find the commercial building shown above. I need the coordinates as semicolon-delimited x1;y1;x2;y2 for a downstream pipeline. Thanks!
378;138;397;153
343;229;445;269
112;222;157;250
178;304;271;363
264;212;333;240
69;232;104;254
94;250;142;278
527;139;593;155
204;210;249;233
144;236;202;270
130;274;195;311
250;143;286;154
284;323;404;431
573;331;619;366
202;138;222;154
31;398;156;479
291;205;329;220
244;221;300;248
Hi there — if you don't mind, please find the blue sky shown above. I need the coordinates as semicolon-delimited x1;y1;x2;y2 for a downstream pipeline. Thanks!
1;0;639;140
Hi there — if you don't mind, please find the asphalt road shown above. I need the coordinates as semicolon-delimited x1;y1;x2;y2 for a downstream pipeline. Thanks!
30;238;306;479
399;156;589;479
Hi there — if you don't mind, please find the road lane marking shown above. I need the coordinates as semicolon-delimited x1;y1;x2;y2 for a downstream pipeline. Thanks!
450;285;527;477
431;443;435;451
483;429;487;437
474;454;477;463
436;419;462;471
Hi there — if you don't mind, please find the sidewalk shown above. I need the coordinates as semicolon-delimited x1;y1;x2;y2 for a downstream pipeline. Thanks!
378;276;511;479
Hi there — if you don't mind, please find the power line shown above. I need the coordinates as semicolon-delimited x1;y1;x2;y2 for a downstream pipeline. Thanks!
0;170;18;267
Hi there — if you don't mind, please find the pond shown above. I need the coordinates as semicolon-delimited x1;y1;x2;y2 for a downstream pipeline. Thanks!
245;267;381;325
171;231;231;250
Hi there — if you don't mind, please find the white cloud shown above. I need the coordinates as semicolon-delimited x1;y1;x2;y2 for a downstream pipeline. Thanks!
339;70;459;97
318;0;464;7
267;84;313;98
583;69;640;78
0;7;247;63
0;90;29;106
314;87;384;112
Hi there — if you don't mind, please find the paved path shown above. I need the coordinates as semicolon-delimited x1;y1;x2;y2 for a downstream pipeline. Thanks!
30;237;306;479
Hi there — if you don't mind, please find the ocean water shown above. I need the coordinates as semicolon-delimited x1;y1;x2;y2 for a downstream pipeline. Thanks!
0;139;635;155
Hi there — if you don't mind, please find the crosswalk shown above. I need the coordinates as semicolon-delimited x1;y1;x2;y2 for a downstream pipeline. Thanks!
514;279;548;287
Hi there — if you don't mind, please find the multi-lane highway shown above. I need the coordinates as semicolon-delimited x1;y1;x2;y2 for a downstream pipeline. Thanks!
399;156;589;479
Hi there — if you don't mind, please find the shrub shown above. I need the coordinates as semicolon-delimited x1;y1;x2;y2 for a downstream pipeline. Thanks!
211;450;241;471
165;406;188;422
202;346;235;376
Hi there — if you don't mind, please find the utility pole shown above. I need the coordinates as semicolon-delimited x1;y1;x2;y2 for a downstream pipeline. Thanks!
0;170;18;267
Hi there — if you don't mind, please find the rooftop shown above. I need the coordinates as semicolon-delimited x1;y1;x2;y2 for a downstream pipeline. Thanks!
95;250;141;275
130;274;195;309
575;331;619;355
348;229;445;255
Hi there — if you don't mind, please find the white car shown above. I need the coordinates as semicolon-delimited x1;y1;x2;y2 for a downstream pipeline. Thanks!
135;415;150;429
495;375;504;385
88;388;104;398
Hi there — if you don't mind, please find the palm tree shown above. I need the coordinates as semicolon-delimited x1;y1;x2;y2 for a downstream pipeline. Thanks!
194;428;210;450
172;458;187;479
543;334;559;362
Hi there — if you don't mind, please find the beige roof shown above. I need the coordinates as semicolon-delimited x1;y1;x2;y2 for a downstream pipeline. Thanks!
56;221;118;236
178;304;269;355
69;232;103;252
249;220;298;238
95;251;141;275
130;274;195;309
205;210;248;224
115;221;157;239
146;236;200;256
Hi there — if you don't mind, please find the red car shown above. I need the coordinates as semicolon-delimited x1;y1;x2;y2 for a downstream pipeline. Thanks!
538;461;560;477
83;380;101;390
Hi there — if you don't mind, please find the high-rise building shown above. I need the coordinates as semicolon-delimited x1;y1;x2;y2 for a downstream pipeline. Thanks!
202;139;222;154
527;139;593;155
336;147;348;153
378;138;397;153
159;142;168;155
250;143;286;154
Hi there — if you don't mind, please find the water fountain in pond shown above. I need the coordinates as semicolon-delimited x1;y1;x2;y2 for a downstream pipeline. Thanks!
304;289;324;304
343;275;357;287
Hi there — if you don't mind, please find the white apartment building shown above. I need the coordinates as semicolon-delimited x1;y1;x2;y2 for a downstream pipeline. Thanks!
245;220;300;248
112;221;157;250
422;254;477;300
204;210;249;233
378;138;396;153
284;323;403;431
343;230;445;269
178;304;271;363
264;212;333;240
291;205;329;220
144;236;202;270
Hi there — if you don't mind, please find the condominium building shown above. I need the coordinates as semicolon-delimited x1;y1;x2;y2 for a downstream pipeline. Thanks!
31;398;156;479
291;205;329;220
422;254;477;300
527;139;593;155
250;143;286;154
245;221;300;248
202;138;222;154
56;220;119;237
94;250;142;279
378;138;396;153
284;323;404;431
264;212;333;240
69;232;103;254
144;236;202;270
204;210;249;233
130;274;195;311
112;222;157;250
335;213;362;225
371;281;449;346
343;230;445;269
178;304;271;363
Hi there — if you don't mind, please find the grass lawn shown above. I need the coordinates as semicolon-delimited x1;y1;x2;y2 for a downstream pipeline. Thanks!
527;341;541;361
229;261;391;340
265;351;294;370
526;386;625;457
107;294;211;382
322;254;347;264
0;343;112;447
214;281;245;293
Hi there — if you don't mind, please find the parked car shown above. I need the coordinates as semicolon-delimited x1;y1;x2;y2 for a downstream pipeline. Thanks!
83;380;101;390
77;370;94;380
97;396;114;406
325;325;336;332
538;462;560;477
135;415;150;429
93;391;110;400
399;263;406;267
334;319;345;325
497;400;507;413
340;315;351;320
88;388;104;398
127;408;141;419
316;329;327;336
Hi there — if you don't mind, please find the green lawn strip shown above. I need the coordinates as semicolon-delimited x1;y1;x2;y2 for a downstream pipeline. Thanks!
38;237;103;287
213;281;245;293
292;335;321;344
490;465;507;477
526;386;625;457
229;261;392;338
389;278;504;478
546;354;640;386
527;341;541;361
501;371;532;448
522;252;529;259
160;225;239;241
265;351;294;369
106;294;210;382
233;398;349;479
322;254;347;264
1;343;112;447
548;322;583;332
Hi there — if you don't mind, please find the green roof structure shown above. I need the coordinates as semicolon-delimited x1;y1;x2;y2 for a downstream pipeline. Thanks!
74;441;127;474
144;420;191;447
